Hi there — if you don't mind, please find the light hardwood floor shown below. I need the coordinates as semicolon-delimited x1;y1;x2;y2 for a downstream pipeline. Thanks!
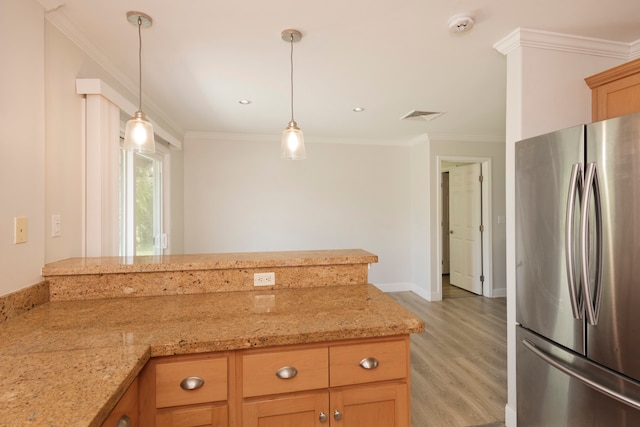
389;278;507;427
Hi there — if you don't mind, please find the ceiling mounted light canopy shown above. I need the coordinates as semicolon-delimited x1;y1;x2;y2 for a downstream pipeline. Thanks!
280;29;306;160
123;11;155;154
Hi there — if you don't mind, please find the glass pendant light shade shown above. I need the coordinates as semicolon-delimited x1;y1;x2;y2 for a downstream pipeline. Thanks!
124;110;155;153
125;11;155;154
281;120;305;159
281;29;305;160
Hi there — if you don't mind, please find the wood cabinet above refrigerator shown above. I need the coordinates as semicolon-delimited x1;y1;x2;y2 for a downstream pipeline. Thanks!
585;58;640;122
584;58;640;122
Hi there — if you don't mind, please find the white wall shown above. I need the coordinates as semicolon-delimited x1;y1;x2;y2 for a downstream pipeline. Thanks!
496;29;631;427
0;1;46;295
409;138;431;295
183;135;413;285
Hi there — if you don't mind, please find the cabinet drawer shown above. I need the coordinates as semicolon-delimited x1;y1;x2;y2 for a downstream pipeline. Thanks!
156;356;228;408
242;347;328;397
156;403;228;427
330;339;407;387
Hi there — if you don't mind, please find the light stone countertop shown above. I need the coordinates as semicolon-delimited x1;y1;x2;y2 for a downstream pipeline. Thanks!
0;284;423;426
41;249;378;276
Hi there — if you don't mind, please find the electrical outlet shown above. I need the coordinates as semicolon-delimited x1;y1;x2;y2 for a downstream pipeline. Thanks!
254;272;275;286
14;216;27;244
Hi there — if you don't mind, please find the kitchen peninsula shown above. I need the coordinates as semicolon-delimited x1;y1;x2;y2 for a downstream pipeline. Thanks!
0;249;424;426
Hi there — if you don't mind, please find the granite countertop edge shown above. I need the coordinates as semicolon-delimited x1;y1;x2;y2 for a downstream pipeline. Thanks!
41;249;379;277
0;283;423;426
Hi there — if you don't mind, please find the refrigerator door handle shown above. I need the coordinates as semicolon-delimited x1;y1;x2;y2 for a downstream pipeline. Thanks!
580;162;603;326
523;338;640;412
565;163;583;319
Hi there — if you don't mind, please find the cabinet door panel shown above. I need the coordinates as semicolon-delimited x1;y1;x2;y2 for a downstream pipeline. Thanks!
331;383;408;427
243;392;329;427
156;403;227;427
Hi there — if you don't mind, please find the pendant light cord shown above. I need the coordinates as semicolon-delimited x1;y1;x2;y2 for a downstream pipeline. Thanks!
137;16;143;112
289;34;295;123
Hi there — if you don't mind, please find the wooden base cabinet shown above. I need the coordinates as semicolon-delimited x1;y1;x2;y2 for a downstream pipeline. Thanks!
332;383;408;426
239;336;411;427
156;404;228;427
138;336;411;426
242;383;408;427
243;392;329;427
139;352;232;427
101;378;139;427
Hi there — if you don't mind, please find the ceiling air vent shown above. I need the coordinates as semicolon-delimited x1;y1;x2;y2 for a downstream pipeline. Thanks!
400;110;445;122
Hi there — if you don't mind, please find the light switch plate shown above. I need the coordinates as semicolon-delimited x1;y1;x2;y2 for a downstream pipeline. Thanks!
51;214;61;237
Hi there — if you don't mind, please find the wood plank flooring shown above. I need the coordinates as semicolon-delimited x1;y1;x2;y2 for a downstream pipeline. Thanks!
389;279;507;427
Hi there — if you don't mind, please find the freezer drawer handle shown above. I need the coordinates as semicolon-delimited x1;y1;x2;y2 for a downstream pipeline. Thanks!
580;162;603;326
565;163;583;319
523;338;640;412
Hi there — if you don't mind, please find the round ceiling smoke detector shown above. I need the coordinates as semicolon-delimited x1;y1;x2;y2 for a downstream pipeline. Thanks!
448;14;475;34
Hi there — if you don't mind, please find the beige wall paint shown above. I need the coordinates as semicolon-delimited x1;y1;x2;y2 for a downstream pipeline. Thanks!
183;135;413;285
0;1;46;295
0;13;185;296
44;22;186;263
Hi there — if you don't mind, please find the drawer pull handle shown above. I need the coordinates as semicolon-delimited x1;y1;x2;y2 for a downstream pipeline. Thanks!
180;376;205;390
116;415;131;427
319;411;328;423
359;357;379;370
275;366;298;379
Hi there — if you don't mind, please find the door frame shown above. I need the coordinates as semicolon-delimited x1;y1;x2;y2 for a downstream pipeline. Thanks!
436;155;493;298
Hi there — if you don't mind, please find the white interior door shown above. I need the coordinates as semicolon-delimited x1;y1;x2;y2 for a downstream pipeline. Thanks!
449;163;482;295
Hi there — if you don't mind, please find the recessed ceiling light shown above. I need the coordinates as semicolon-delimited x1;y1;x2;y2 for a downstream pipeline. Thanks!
353;107;365;112
239;99;252;105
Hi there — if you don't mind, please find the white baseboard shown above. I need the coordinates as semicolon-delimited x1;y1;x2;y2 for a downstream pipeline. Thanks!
410;285;435;301
505;403;517;427
371;282;414;293
372;282;437;302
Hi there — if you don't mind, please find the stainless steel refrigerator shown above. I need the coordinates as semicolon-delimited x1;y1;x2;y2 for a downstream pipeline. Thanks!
516;112;640;426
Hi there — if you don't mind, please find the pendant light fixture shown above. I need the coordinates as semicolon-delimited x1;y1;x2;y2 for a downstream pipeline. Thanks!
124;11;155;154
280;29;306;160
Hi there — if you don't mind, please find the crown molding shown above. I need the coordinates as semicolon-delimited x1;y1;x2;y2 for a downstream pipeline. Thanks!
184;131;501;146
494;28;637;60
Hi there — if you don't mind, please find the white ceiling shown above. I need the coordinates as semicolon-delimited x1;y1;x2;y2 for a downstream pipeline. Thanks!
44;0;640;144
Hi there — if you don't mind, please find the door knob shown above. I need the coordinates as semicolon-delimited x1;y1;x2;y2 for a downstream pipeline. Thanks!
334;409;343;421
319;411;328;423
449;230;454;234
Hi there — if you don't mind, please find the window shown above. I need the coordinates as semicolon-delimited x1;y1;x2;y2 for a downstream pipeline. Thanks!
119;140;167;256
